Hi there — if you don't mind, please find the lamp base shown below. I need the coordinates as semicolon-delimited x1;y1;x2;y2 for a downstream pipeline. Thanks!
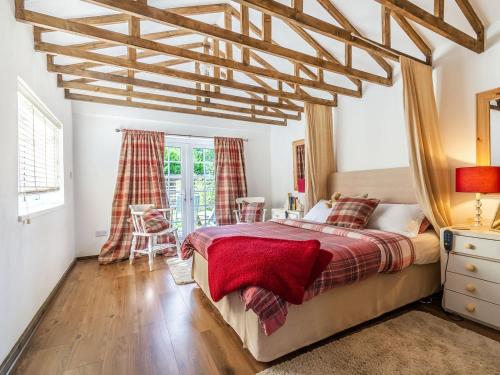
474;192;483;227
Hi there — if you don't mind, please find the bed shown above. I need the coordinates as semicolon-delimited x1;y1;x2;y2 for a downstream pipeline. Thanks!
186;167;441;362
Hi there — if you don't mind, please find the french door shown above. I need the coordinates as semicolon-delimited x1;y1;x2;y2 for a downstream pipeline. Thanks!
164;137;216;238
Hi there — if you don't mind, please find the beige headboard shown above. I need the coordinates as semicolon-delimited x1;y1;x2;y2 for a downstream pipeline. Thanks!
328;167;417;204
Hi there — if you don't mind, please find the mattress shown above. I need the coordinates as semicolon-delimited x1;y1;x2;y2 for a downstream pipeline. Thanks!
191;231;441;362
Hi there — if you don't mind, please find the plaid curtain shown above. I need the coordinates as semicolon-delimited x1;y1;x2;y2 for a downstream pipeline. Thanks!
296;143;305;179
99;130;169;264
214;137;248;225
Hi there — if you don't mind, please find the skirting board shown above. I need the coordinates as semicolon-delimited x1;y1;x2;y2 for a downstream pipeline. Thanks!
76;254;98;261
0;258;77;375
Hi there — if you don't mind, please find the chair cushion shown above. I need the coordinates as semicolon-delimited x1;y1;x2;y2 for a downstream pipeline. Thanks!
326;197;380;229
142;207;170;233
240;202;265;223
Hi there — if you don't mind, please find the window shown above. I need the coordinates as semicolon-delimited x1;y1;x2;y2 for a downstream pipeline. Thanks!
18;79;64;218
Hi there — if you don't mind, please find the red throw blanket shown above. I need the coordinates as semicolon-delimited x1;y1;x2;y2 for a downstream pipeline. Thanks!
207;236;333;305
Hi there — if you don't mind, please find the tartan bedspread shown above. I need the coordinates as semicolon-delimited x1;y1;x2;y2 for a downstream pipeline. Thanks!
181;219;415;335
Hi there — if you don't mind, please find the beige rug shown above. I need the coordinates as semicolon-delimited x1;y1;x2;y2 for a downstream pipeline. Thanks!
259;311;500;375
166;256;194;285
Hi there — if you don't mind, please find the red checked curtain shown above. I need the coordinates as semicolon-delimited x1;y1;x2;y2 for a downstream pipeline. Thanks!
214;137;248;225
99;130;169;264
296;143;305;179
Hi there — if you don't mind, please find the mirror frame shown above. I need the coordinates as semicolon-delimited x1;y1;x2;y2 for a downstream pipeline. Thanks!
292;139;305;191
491;203;500;232
477;87;500;165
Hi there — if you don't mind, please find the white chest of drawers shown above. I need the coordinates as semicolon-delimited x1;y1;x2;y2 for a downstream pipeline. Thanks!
441;227;500;330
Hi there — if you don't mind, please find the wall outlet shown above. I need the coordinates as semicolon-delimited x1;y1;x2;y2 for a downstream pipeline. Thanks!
95;230;108;237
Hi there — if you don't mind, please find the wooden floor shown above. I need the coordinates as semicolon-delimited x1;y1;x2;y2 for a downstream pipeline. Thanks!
12;257;500;375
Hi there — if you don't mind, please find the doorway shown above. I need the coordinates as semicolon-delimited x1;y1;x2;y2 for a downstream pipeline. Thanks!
164;136;216;238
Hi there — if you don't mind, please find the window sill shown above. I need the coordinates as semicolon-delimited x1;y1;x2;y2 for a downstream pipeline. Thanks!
18;203;65;223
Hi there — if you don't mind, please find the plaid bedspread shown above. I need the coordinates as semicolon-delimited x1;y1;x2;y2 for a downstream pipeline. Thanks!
181;219;415;335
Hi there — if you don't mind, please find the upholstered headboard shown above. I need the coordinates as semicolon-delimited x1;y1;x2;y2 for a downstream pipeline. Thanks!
327;167;417;204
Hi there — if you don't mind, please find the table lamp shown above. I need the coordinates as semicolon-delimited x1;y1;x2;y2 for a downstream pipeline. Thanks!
297;178;305;193
456;166;500;227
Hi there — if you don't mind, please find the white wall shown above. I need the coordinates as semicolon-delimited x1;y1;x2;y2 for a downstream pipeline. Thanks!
0;1;75;364
335;77;409;172
432;21;500;223
269;21;500;225
72;103;272;256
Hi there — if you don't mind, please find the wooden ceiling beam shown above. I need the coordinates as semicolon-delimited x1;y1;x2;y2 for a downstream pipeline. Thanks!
434;0;444;19
454;0;484;42
215;46;311;109
68;29;194;51
315;0;392;76
64;42;202;73
39;42;334;105
391;12;432;64
58;78;300;120
18;9;360;98
373;0;484;53
40;3;228;31
50;64;303;112
65;91;287;126
84;0;391;86
228;7;338;98
240;5;250;65
231;0;428;65
286;23;362;90
224;9;234;81
262;13;272;42
381;7;391;47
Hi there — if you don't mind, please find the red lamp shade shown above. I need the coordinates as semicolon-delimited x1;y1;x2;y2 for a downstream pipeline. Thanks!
297;178;305;193
456;166;500;193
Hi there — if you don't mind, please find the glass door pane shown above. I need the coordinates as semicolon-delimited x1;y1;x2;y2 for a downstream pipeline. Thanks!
192;146;216;230
164;145;185;237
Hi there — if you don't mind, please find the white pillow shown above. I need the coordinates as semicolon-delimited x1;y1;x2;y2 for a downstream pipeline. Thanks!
303;200;332;223
366;204;426;238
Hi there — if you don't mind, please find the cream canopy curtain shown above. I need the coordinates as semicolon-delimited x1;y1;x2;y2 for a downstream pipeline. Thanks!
305;103;336;212
400;56;452;232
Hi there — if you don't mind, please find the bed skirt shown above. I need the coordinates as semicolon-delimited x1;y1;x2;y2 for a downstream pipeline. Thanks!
192;251;441;362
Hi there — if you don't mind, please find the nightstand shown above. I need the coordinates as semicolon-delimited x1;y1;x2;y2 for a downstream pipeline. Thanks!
441;227;500;330
271;208;304;220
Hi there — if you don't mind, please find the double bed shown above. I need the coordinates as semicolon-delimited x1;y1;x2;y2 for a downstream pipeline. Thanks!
184;167;441;362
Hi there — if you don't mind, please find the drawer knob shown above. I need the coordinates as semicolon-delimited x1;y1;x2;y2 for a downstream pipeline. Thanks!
464;243;475;250
465;263;477;272
465;283;476;293
465;303;476;313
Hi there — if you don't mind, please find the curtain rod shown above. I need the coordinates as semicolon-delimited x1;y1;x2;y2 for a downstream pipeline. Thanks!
115;128;248;142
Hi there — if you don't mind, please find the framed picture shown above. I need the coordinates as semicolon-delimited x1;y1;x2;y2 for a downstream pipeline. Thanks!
491;203;500;232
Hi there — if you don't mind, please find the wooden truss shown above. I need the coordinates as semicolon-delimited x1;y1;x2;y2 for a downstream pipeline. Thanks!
15;0;484;126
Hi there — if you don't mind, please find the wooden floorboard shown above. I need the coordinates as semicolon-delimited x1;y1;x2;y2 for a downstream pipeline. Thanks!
11;258;500;375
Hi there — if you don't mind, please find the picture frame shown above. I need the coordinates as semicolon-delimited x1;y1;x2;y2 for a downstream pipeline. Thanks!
491;203;500;232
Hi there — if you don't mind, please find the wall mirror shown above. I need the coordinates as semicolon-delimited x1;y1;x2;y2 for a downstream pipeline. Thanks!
292;139;305;192
477;88;500;165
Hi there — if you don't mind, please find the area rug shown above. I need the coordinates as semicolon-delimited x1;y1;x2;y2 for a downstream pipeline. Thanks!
166;256;194;285
258;311;500;375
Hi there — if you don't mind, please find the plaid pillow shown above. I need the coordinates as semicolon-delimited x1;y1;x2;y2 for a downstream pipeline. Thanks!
142;207;170;233
240;202;265;223
326;197;380;229
419;217;432;233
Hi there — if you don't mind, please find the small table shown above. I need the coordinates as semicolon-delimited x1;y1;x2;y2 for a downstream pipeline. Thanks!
271;208;304;220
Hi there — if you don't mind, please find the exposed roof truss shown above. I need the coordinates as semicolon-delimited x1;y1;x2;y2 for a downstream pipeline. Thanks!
15;0;485;126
